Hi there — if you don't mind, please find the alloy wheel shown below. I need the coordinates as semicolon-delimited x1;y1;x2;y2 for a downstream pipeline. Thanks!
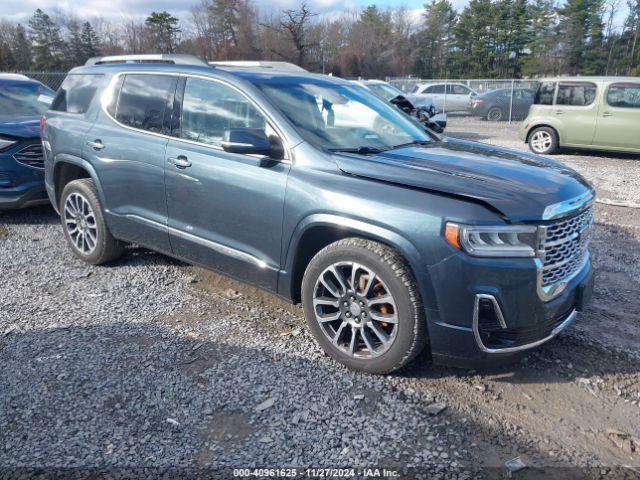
487;108;503;121
312;262;399;359
64;192;98;255
530;130;552;153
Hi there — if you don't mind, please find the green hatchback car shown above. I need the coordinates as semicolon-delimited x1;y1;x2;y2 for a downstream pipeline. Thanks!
519;77;640;155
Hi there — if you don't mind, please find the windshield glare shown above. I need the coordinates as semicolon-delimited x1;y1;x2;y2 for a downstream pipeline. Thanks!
0;82;55;116
368;83;404;101
257;81;430;152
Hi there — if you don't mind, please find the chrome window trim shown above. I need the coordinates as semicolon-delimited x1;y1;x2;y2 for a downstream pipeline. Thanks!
99;71;292;163
472;293;578;354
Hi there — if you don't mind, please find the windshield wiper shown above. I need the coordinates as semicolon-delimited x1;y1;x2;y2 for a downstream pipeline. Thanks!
328;146;387;155
389;140;431;150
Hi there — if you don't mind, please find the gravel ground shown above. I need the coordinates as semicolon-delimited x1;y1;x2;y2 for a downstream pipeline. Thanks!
1;121;639;479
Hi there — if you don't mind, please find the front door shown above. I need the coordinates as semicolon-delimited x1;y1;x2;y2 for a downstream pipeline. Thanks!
593;82;640;151
165;76;290;290
553;81;599;146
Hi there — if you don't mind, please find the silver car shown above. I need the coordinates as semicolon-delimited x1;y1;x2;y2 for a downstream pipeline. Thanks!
407;82;477;113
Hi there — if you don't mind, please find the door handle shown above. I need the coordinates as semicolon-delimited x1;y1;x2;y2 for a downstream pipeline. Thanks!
555;110;564;115
168;155;191;169
86;140;105;150
602;112;613;117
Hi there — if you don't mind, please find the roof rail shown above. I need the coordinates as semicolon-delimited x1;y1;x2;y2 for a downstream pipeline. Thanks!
209;61;307;72
85;54;209;67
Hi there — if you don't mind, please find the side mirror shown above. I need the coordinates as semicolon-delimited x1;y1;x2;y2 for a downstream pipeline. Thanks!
221;128;284;159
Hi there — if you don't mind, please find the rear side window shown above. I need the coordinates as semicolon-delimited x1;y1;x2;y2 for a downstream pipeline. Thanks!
534;82;555;105
51;74;102;114
556;82;597;106
606;83;640;108
113;74;177;134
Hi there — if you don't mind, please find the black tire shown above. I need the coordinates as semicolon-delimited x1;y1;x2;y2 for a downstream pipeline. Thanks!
60;178;124;265
486;107;503;122
528;126;559;155
301;238;428;374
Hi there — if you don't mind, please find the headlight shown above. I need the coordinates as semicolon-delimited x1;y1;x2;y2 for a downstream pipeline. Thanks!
0;137;17;151
445;222;538;258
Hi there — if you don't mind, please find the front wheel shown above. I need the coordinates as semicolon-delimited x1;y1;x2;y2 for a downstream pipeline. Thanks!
528;126;558;155
301;238;427;374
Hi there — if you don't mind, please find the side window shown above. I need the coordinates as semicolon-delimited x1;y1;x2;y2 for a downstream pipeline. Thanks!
51;74;103;114
426;85;445;94
114;74;176;134
606;83;640;108
180;78;267;147
534;82;556;105
449;85;468;95
556;82;597;106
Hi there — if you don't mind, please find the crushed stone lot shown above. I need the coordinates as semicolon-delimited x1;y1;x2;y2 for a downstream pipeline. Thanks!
1;119;640;479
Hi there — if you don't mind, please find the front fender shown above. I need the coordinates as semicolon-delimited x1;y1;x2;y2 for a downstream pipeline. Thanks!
279;213;438;313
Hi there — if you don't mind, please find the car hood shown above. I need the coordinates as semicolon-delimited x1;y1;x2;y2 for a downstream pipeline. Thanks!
0;116;40;139
334;138;593;222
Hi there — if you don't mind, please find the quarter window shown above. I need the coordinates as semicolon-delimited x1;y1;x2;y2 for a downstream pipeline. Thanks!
556;82;597;106
606;83;640;108
180;78;267;147
534;82;555;105
114;74;177;134
51;74;103;114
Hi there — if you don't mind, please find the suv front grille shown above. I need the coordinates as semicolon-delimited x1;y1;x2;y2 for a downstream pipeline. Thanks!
540;206;593;287
13;142;44;169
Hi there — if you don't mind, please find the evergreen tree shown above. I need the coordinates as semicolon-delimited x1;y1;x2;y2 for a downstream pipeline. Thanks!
28;9;66;70
522;0;560;76
11;24;32;70
412;0;457;78
557;0;606;74
80;22;100;60
65;21;85;68
145;11;181;53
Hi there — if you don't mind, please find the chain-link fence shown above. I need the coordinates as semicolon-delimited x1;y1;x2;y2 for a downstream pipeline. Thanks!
2;72;68;91
387;78;540;123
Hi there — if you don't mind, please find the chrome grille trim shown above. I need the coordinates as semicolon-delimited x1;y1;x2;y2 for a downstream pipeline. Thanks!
536;205;593;301
13;142;44;169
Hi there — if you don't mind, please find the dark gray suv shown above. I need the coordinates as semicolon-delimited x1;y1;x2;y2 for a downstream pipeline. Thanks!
43;55;595;374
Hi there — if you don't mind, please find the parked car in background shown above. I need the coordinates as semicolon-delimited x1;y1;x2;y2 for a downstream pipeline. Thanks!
407;82;477;113
471;87;535;121
520;77;640;155
355;79;445;132
0;74;55;209
44;55;594;374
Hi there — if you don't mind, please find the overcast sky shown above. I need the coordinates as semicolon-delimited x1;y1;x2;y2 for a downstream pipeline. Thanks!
2;0;470;24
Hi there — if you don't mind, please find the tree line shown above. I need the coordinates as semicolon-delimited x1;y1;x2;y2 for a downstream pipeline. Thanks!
0;0;638;78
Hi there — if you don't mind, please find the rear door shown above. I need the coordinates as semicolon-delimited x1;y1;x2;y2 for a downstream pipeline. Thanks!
164;76;290;290
447;84;473;111
82;73;177;252
593;82;640;151
553;81;598;146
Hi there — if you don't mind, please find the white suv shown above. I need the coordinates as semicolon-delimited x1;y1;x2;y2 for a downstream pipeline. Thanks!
407;82;477;113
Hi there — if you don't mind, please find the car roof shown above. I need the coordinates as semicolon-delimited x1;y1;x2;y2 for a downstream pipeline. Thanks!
72;57;351;88
539;76;640;83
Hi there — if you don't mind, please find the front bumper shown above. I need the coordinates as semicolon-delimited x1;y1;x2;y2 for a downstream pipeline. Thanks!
0;142;47;210
425;249;593;368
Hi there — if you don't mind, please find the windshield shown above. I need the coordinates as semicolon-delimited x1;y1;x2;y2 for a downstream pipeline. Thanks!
367;83;405;101
0;82;55;116
256;80;430;152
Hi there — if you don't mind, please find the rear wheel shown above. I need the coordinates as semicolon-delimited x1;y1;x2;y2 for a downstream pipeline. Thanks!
60;178;123;265
528;126;558;155
487;107;503;121
301;238;427;374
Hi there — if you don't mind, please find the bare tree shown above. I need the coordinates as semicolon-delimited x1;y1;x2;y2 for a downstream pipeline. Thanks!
262;2;317;67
